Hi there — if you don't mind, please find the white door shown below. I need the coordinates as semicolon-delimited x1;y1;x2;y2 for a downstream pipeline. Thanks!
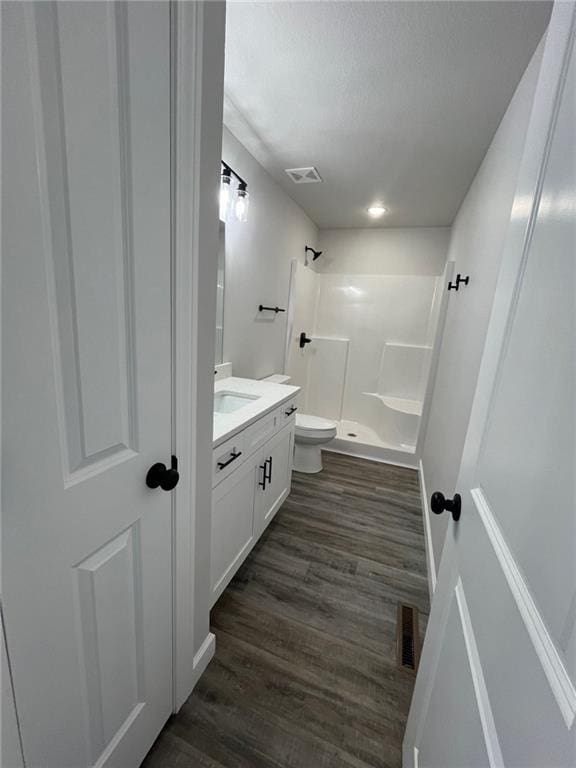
2;3;173;767
404;3;576;766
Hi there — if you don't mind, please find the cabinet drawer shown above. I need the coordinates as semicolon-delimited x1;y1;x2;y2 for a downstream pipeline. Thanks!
212;432;245;486
277;397;298;426
243;410;277;456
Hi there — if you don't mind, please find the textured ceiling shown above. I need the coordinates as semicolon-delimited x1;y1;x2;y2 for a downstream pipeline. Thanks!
224;1;551;228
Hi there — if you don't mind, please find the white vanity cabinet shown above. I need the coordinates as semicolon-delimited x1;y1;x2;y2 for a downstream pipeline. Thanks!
210;397;297;606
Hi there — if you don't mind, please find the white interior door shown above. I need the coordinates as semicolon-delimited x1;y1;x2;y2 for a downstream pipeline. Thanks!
2;3;173;766
404;4;576;766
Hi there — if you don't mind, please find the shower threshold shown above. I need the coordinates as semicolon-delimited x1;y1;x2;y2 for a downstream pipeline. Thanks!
327;420;417;468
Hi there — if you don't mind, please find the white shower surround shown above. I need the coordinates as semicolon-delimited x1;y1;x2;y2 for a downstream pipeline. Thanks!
286;262;446;463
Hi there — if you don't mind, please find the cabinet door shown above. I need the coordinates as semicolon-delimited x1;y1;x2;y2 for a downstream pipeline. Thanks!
211;456;257;606
255;425;294;536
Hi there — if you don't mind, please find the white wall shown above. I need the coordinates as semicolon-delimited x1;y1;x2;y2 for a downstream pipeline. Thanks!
317;228;449;275
222;127;318;379
422;40;545;576
285;260;319;393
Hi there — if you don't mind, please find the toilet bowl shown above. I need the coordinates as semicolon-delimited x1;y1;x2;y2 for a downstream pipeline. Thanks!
293;413;338;474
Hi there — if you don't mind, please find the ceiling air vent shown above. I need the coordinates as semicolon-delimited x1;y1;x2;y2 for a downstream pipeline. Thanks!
285;167;323;184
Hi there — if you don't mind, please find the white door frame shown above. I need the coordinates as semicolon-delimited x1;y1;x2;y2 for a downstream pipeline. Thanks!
171;0;226;711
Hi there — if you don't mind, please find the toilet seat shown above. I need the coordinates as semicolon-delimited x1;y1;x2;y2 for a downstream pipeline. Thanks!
295;413;337;438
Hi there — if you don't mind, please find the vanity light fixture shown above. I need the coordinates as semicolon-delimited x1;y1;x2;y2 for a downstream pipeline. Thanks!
367;203;387;218
220;161;249;222
235;181;249;222
219;165;232;221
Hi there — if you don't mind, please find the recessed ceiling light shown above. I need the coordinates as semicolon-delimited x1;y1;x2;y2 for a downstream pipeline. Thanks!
367;204;387;218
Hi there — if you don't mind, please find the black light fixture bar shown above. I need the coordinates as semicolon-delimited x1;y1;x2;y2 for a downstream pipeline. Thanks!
221;161;247;189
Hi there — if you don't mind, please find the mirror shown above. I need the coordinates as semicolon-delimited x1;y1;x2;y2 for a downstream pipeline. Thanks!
215;222;225;365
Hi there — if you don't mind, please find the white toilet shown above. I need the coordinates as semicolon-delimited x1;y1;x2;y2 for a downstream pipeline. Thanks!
261;374;337;473
293;413;338;473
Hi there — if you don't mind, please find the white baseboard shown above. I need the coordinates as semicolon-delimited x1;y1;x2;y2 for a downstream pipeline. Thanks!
418;459;436;599
191;632;215;686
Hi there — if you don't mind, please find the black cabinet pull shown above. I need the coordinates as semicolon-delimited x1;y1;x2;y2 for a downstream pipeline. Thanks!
259;456;273;490
284;405;297;416
258;462;267;489
258;459;268;491
217;451;242;470
266;456;273;483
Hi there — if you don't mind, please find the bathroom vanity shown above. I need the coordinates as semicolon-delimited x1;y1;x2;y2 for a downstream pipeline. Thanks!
211;376;299;606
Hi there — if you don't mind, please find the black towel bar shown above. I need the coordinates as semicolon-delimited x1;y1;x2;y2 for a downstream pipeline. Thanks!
258;305;286;313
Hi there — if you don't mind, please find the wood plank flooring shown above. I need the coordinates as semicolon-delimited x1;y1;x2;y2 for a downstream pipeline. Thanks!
143;452;430;768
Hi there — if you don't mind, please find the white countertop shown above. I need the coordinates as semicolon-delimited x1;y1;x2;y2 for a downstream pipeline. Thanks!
213;376;300;446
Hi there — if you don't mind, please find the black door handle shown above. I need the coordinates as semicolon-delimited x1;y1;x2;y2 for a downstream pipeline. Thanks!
284;405;297;416
299;332;312;349
146;455;179;491
431;491;461;521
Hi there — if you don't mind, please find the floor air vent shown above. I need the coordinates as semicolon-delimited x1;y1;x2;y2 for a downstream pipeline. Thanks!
397;603;420;672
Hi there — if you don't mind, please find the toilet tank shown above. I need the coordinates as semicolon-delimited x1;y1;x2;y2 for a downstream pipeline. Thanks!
262;374;292;385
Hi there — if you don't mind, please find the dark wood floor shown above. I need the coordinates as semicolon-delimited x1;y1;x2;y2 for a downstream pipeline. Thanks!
144;452;430;768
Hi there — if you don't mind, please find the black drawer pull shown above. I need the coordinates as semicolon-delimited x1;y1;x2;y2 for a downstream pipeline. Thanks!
266;456;273;482
259;461;267;489
217;450;242;470
285;405;297;416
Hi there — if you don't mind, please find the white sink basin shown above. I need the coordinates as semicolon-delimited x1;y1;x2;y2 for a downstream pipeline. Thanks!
214;391;259;414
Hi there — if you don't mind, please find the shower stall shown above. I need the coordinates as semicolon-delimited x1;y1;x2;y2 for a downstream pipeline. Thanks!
285;260;449;466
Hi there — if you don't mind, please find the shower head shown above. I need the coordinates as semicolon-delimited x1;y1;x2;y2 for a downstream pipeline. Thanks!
305;246;323;261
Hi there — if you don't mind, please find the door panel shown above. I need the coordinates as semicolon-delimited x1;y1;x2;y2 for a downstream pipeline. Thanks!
75;526;145;761
475;35;576;669
2;3;173;766
39;1;138;474
417;586;492;768
461;491;574;765
404;4;576;766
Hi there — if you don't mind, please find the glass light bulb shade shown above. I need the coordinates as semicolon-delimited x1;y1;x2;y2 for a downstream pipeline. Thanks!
219;179;231;221
235;190;249;222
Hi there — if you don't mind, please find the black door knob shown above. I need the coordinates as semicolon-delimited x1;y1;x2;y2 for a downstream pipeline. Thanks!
146;455;179;491
299;332;312;348
431;491;461;521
